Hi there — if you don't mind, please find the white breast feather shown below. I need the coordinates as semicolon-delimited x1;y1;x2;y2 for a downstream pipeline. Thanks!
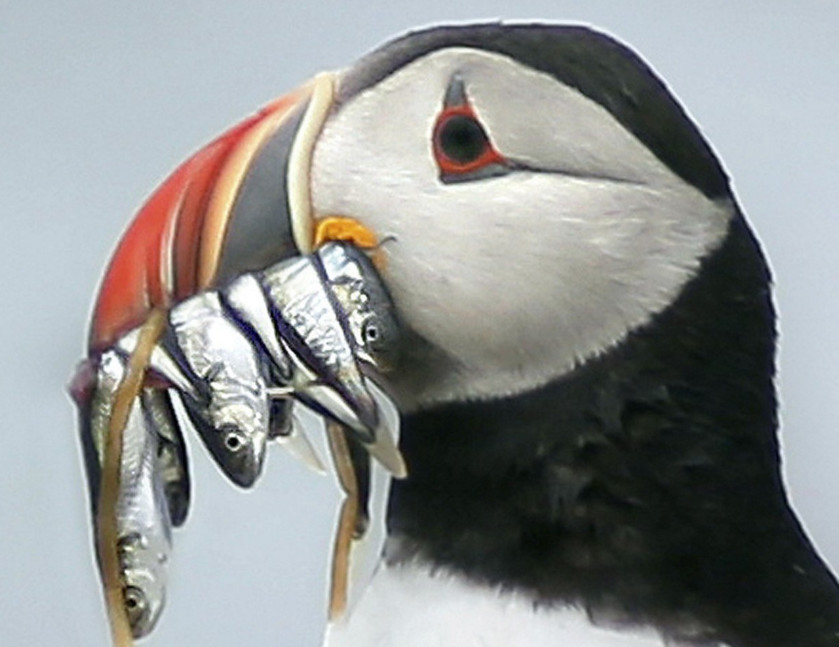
323;562;677;647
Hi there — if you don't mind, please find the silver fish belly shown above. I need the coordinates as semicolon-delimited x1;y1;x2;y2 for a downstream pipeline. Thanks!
167;292;269;487
314;242;400;371
312;243;406;477
260;255;379;439
141;388;190;527
88;351;172;638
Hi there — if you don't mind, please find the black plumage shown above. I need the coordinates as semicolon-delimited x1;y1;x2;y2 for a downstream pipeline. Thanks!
389;214;839;646
325;23;839;646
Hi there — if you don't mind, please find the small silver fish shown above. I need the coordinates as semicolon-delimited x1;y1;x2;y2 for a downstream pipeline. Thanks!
223;272;297;446
223;272;292;383
84;351;172;638
315;242;400;371
260;254;379;440
167;292;269;487
141;388;190;527
304;243;405;476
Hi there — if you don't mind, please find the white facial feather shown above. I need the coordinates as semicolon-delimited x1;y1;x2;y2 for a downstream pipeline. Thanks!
311;48;732;410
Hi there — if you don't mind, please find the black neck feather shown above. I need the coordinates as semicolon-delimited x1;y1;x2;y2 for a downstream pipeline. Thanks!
388;215;839;646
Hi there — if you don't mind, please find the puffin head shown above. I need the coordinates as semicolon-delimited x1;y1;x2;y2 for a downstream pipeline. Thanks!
90;24;740;416
306;24;737;412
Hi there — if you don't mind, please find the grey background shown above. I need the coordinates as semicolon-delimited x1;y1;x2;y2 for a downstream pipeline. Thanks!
2;2;837;646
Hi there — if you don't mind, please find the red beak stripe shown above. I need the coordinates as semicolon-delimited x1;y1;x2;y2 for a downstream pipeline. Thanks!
89;88;309;352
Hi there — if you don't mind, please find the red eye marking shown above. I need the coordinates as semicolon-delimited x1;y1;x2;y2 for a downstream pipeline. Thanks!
432;102;505;177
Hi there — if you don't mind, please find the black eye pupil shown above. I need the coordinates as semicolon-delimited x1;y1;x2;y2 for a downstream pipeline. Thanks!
438;115;488;164
363;320;381;347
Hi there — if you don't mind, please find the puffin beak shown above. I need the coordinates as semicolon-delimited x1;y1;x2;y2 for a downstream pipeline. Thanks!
89;76;322;351
89;71;384;352
87;68;398;472
207;69;380;262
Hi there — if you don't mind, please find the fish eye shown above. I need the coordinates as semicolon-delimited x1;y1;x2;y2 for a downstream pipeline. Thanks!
123;585;149;627
363;321;380;345
224;431;244;452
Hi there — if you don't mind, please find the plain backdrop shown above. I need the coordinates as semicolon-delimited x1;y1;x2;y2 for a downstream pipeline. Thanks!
1;2;837;646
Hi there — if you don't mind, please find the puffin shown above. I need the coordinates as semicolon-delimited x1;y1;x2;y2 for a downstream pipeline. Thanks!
84;22;839;647
309;24;839;647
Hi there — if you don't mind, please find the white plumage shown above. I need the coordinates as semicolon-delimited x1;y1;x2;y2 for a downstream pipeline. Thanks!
324;560;689;647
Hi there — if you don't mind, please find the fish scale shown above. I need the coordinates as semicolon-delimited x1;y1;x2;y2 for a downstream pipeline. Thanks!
262;257;352;376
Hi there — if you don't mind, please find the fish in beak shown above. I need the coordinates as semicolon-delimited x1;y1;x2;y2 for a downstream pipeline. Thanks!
72;63;409;644
88;71;381;352
83;67;395;461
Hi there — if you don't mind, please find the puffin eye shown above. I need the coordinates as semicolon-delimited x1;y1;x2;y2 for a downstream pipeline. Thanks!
437;115;489;165
432;105;506;180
